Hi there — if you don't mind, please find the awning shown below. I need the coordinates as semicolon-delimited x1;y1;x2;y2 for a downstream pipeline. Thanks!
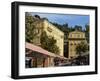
26;42;67;59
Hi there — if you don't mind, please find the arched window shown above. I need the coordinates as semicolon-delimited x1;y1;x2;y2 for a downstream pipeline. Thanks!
74;34;76;37
70;43;73;46
70;34;72;38
77;34;80;38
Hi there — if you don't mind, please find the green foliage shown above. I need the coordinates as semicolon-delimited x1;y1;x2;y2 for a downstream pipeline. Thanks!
25;13;38;43
76;42;88;55
25;13;89;56
40;31;60;54
52;22;89;44
85;24;89;32
25;13;60;54
74;25;82;31
85;24;89;43
51;22;70;40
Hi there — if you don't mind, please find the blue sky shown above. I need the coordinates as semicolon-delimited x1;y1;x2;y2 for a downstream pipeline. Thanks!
30;12;89;29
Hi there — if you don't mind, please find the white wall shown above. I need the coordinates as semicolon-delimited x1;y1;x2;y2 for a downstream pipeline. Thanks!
0;0;99;81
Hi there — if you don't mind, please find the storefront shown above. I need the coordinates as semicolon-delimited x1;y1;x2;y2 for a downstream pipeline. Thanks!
26;42;67;68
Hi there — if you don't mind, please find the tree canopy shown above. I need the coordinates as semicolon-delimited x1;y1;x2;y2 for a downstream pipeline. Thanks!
85;24;89;43
76;42;88;56
25;13;37;43
40;31;60;54
25;13;60;55
25;13;89;55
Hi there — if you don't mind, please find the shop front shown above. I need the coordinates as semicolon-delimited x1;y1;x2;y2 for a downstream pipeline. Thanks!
25;42;67;68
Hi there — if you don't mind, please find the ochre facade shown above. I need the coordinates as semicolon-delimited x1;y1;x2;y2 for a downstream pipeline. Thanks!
31;16;64;56
43;20;64;56
68;30;87;58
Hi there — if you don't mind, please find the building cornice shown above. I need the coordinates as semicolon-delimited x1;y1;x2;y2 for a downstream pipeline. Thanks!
68;38;86;40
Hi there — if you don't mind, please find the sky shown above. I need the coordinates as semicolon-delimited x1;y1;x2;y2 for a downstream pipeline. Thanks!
29;12;89;29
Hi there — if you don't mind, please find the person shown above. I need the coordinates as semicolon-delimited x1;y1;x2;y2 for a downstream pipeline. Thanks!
29;59;32;68
54;58;59;66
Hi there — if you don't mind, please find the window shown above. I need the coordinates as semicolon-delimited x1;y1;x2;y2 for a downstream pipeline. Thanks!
77;34;80;38
74;42;76;45
61;35;64;39
70;43;73;46
70;34;72;38
82;34;85;38
47;27;52;32
74;34;76;37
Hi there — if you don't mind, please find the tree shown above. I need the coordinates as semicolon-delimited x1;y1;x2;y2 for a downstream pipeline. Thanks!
40;31;60;54
34;15;40;19
85;24;89;43
51;22;70;40
74;25;82;31
76;42;88;56
25;13;60;54
85;24;89;32
25;13;40;43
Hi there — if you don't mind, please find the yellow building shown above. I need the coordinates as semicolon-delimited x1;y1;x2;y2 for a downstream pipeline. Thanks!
31;16;64;56
68;30;87;58
25;15;65;68
43;20;64;56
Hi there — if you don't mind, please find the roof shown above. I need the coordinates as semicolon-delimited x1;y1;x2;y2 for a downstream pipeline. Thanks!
69;30;85;34
26;42;67;59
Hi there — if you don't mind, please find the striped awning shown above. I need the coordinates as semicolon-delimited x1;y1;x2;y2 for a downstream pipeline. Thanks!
26;42;67;59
